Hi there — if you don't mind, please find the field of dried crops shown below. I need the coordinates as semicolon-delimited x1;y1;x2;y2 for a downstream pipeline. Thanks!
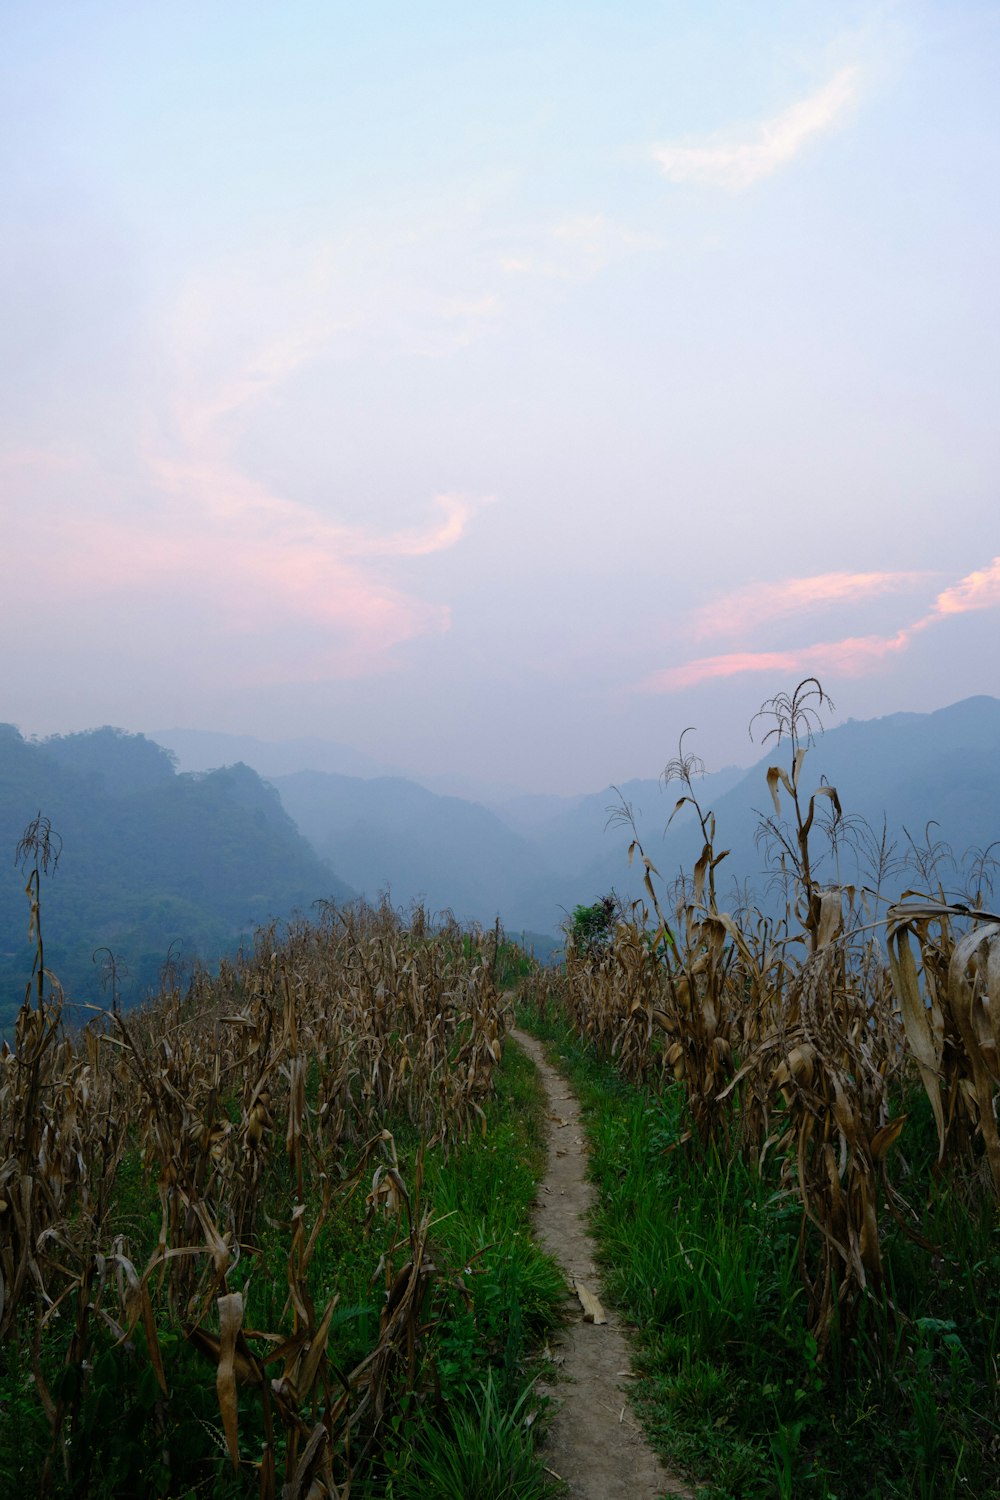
6;678;1000;1498
518;683;1000;1496
0;847;552;1498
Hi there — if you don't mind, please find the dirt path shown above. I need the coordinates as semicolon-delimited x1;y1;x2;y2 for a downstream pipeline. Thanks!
511;1029;695;1500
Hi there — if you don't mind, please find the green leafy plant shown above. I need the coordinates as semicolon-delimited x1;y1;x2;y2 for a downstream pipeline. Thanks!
568;896;617;955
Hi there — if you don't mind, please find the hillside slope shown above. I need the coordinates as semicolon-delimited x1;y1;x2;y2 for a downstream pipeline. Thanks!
272;699;1000;936
273;770;555;929
641;696;1000;909
0;726;354;1025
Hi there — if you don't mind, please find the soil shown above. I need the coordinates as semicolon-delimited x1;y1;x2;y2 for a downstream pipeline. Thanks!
511;1029;696;1500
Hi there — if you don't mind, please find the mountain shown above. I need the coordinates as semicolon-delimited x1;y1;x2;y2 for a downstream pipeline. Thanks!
151;730;531;804
637;696;1000;911
0;726;354;1028
523;765;746;876
6;698;996;1030
272;771;557;931
269;698;1000;941
270;765;745;938
151;728;400;781
490;791;589;835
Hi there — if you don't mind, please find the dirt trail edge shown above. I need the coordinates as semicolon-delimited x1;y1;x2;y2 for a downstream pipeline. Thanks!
510;1029;695;1500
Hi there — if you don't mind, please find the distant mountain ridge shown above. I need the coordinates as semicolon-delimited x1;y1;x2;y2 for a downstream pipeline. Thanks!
257;697;1000;936
635;696;1000;912
0;726;354;1027
151;728;532;804
10;699;994;1026
151;728;402;782
272;770;556;933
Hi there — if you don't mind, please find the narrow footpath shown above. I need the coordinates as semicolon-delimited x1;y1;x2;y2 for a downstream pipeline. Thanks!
511;1029;695;1500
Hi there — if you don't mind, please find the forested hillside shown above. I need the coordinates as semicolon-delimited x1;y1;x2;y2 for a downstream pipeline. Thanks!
0;726;353;1028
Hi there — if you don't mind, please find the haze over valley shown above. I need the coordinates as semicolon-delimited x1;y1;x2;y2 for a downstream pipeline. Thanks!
5;694;1000;1026
156;695;1000;931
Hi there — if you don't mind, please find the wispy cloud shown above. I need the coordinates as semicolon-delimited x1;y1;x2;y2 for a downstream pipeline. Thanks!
164;208;647;447
74;241;500;679
137;448;483;671
652;66;860;190
929;556;1000;618
642;631;910;691
14;471;478;680
3;331;488;684
499;215;657;281
693;569;930;640
164;223;510;443
353;494;483;557
642;556;1000;693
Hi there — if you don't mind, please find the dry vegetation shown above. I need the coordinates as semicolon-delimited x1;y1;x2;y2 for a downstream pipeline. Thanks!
0;840;515;1498
544;682;1000;1348
6;679;999;1497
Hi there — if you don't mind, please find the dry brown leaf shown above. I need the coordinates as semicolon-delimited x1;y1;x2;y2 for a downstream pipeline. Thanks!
216;1291;244;1470
574;1279;607;1324
887;923;946;1159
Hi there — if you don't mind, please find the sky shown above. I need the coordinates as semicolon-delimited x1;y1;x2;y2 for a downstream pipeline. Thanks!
3;0;999;795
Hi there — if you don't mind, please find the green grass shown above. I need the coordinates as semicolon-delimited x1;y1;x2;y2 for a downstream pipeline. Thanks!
360;1033;566;1498
381;1369;554;1500
517;999;1000;1500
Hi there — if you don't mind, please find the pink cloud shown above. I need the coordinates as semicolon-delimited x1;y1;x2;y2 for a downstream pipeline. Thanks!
347;494;482;558
644;649;806;690
693;569;932;640
146;452;480;560
1;228;507;694
2;425;479;682
35;485;464;673
643;554;1000;694
642;631;912;691
929;556;1000;619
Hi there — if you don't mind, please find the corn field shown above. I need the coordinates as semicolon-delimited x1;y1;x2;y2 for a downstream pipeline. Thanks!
0;863;513;1498
544;681;1000;1351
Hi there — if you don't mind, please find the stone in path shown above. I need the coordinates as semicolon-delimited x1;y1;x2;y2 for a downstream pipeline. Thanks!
510;1029;696;1500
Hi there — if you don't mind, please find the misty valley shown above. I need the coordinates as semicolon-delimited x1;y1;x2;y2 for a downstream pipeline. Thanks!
4;695;1000;1030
